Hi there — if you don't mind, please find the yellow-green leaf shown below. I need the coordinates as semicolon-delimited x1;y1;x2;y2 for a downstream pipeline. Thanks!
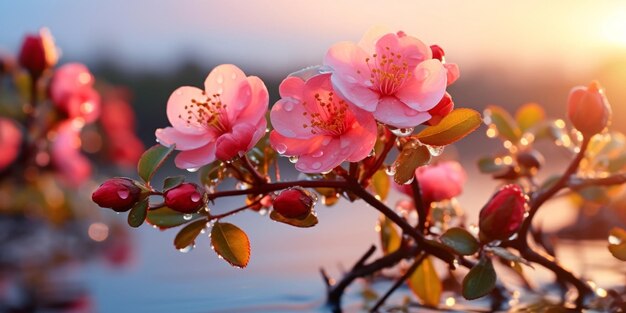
269;210;318;228
174;219;207;250
137;144;175;182
484;105;521;143
371;169;390;200
127;198;148;228
393;143;431;184
379;215;401;255
211;222;251;268
609;227;626;261
408;257;442;307
515;103;545;132
146;207;203;229
415;108;482;146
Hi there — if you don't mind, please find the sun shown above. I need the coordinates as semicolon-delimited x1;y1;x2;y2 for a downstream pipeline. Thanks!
601;10;626;47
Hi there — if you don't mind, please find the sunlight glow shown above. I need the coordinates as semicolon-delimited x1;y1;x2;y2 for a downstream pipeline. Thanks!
602;9;626;47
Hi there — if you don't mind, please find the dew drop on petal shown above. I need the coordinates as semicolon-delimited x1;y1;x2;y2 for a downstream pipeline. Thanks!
284;102;294;112
187;167;199;173
216;75;224;84
117;189;130;200
322;137;331;146
275;143;287;154
289;156;299;163
312;150;324;158
191;193;201;202
183;214;193;221
231;73;237;80
311;162;322;170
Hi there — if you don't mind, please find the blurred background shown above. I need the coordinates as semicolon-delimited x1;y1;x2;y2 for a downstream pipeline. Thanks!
2;1;626;312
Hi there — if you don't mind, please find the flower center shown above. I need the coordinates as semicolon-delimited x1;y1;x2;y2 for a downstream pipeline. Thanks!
178;91;230;133
362;47;411;95
302;92;349;137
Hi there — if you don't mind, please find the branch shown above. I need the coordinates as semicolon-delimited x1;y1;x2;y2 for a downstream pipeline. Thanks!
207;179;349;200
410;178;427;232
369;253;426;312
568;173;626;190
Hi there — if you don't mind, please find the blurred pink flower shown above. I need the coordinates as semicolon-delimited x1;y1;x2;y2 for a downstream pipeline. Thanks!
0;118;22;171
51;121;91;186
323;28;448;128
50;63;101;123
100;88;144;167
396;161;467;204
156;64;268;169
269;72;377;173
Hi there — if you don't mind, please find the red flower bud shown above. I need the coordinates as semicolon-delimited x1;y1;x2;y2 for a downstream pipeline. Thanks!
426;92;454;126
273;188;314;219
430;45;445;61
567;81;611;137
164;183;205;213
92;178;142;212
478;184;527;242
18;28;58;78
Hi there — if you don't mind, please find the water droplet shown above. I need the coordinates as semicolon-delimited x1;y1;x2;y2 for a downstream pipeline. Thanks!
284;102;294;112
390;127;414;137
176;90;183;96
385;165;396;176
191;193;201;202
321;169;332;175
609;235;622;245
322;137;332;146
178;244;194;253
216;75;224;84
183;214;193;221
368;149;375;157
312;150;324;157
187;167;199;173
289;156;299;163
426;145;445;157
231;73;237;80
258;208;268;216
117;188;129;199
265;128;270;133
311;162;322;170
155;138;160;143
236;182;249;190
275;143;287;154
403;177;415;185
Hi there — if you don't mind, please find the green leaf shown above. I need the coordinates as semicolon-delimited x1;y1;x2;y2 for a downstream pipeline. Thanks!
174;219;208;250
379;215;402;255
477;157;508;174
163;175;185;191
146;207;203;229
269;210;318;228
371;169;390;201
211;222;251;268
408;257;442;307
127;198;149;228
462;257;497;300
487;246;533;268
415;108;482;146
137;144;175;183
393;143;431;184
515;103;545;132
609;227;626;261
484;105;521;143
440;227;480;256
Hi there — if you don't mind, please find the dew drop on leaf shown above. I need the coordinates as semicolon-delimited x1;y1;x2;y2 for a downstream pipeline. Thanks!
183;214;193;221
426;145;445;157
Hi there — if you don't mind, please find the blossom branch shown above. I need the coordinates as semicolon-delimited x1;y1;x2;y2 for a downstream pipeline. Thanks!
369;253;426;313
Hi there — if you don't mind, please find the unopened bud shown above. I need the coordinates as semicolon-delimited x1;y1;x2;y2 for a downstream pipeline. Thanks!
478;184;527;242
164;183;205;213
567;81;611;137
273;188;314;219
92;178;142;212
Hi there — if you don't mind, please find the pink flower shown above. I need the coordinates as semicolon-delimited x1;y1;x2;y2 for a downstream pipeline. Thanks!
0;118;22;171
51;121;91;186
155;64;269;169
323;28;448;128
100;88;144;167
50;63;101;123
269;72;377;173
396;161;467;204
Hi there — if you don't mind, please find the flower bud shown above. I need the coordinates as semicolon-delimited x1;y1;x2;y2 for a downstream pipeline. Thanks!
426;92;454;126
567;81;611;137
92;178;142;212
478;184;527;242
18;28;58;78
164;183;205;213
273;188;314;219
430;45;445;61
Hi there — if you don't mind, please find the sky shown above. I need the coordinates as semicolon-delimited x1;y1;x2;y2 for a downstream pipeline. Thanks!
2;0;626;75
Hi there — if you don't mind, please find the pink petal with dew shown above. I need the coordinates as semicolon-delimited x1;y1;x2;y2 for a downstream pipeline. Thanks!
269;132;325;156
166;86;208;135
342;116;378;162
155;127;214;150
235;76;269;125
373;96;432;128
444;63;460;86
214;122;260;161
279;76;305;100
296;138;349;173
204;64;249;113
324;42;371;86
174;142;217;169
329;74;380;112
246;117;267;151
270;98;313;139
395;59;447;111
375;33;430;68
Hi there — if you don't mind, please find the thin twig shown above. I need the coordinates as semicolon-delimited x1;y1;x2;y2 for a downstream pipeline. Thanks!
410;178;427;232
370;253;426;312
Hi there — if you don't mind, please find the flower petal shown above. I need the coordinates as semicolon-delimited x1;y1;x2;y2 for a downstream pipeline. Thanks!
358;26;392;52
174;142;216;169
444;63;460;86
395;59;447;111
204;64;249;110
247;118;267;151
296;138;349;173
166;86;207;135
375;33;430;68
373;96;432;128
342;115;378;162
235;76;269;125
270;98;313;139
324;41;371;86
269;131;325;156
279;76;306;100
330;74;380;112
155;127;214;150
